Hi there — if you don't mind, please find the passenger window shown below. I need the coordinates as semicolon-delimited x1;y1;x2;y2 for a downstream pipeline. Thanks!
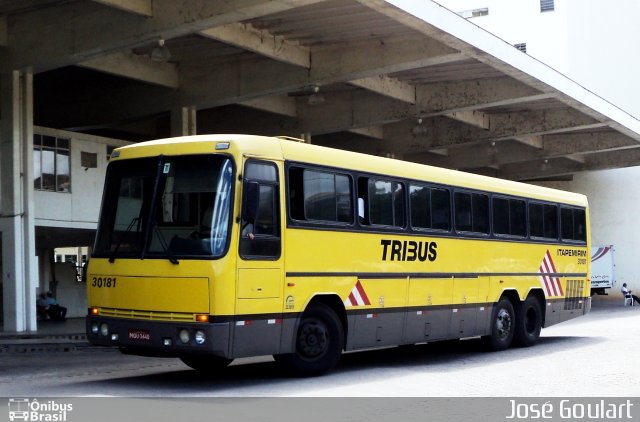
240;161;280;259
410;184;451;231
455;191;489;234
289;167;353;224
529;202;558;240
493;197;526;237
365;178;405;227
561;206;586;242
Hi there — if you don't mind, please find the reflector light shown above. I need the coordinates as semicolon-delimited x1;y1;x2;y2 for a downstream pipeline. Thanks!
163;338;173;346
90;307;100;315
196;314;209;323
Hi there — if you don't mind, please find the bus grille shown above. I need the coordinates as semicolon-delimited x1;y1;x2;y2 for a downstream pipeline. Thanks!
564;280;585;310
99;308;197;322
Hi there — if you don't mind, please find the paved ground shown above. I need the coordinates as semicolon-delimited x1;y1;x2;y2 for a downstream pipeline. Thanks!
0;303;638;397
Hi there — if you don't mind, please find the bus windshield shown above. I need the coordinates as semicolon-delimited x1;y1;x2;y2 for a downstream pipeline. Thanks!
94;154;234;260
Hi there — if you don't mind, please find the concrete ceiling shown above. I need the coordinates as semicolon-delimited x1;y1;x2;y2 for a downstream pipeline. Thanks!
2;0;640;181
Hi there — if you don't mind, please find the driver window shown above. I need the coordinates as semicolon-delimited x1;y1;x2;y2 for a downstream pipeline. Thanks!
240;161;281;260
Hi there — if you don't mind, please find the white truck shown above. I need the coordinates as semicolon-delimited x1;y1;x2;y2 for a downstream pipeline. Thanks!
590;245;615;295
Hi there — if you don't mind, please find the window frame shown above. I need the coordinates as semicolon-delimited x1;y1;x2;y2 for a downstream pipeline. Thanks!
33;134;71;193
239;159;281;261
409;183;452;233
288;166;354;226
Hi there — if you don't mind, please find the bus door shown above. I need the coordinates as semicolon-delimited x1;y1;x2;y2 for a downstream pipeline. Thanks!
233;159;284;357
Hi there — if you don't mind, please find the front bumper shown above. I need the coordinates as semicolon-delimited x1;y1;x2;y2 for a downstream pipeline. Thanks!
86;316;231;358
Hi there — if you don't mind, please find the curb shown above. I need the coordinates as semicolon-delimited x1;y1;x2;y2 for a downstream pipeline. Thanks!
0;334;89;354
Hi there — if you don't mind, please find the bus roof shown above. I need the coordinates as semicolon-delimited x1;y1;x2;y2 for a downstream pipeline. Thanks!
113;134;588;207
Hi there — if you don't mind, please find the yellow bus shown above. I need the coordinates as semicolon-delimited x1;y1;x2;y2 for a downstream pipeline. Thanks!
86;134;591;375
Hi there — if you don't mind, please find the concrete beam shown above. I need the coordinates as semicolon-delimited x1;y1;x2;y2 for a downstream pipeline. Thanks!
79;52;179;88
349;126;384;140
417;77;553;115
240;95;297;117
92;0;153;17
446;110;490;129
486;108;607;140
6;0;326;71
296;90;412;135
543;131;639;155
0;16;7;46
498;158;585;181
350;76;416;104
200;22;310;68
514;135;543;149
311;35;463;84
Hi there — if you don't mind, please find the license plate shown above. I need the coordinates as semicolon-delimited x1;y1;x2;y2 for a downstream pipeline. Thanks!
128;329;151;342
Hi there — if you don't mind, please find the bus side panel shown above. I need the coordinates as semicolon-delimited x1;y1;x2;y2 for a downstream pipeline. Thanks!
404;277;454;343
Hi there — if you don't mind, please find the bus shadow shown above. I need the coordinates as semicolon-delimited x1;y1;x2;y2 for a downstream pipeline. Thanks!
70;335;602;394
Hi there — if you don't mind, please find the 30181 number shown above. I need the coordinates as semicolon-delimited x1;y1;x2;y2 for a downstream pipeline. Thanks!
92;277;117;288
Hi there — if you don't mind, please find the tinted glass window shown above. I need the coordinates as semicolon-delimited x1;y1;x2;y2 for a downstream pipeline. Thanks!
296;169;352;223
368;179;405;227
410;185;431;229
494;197;526;237
240;161;280;259
510;200;527;237
560;207;587;242
455;192;488;234
455;192;472;232
493;198;509;235
543;204;558;239
432;188;451;231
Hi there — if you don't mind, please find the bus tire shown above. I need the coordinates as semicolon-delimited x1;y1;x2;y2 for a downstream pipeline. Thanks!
482;298;515;351
513;295;542;347
179;355;233;372
275;302;344;376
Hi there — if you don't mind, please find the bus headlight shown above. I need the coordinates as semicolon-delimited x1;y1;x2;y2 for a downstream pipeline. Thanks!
100;323;109;337
91;323;99;334
194;330;206;345
179;329;190;344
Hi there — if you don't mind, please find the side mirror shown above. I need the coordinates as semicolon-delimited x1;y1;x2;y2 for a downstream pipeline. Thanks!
242;181;260;223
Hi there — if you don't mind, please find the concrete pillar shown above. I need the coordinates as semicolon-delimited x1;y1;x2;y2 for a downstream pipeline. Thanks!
170;106;197;137
0;70;37;332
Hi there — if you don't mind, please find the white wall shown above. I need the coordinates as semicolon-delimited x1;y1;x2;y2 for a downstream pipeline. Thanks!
537;168;640;300
34;127;129;229
565;0;640;118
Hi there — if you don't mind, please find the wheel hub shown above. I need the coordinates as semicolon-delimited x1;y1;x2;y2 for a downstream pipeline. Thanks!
298;320;328;358
496;308;512;340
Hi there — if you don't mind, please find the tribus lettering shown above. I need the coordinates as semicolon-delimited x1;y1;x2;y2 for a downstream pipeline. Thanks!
380;239;437;262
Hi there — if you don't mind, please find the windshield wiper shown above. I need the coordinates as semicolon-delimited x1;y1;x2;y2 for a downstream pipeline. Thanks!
108;217;140;263
152;224;179;265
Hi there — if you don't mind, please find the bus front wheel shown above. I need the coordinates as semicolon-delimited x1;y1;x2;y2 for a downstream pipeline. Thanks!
179;355;233;372
482;298;515;351
513;295;542;347
275;302;344;376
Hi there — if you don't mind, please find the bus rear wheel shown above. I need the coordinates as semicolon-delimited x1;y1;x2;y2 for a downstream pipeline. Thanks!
482;298;515;351
275;302;344;376
513;295;542;347
179;355;233;372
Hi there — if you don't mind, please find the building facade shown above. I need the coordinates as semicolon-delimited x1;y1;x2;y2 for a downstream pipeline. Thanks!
437;0;640;298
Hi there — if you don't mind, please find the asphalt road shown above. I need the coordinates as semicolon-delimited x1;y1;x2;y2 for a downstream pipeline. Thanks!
1;305;639;397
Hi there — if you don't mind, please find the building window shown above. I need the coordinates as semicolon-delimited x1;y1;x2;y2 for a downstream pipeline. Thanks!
514;43;527;53
458;7;489;18
33;134;71;192
540;0;554;12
